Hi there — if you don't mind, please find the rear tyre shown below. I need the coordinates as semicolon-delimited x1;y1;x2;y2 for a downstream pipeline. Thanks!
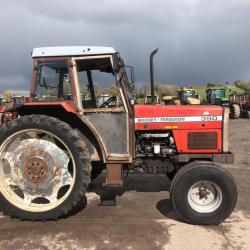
0;115;91;220
230;104;241;119
170;161;237;225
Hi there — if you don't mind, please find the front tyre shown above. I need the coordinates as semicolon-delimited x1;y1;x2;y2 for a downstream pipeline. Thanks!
170;161;237;225
0;115;91;220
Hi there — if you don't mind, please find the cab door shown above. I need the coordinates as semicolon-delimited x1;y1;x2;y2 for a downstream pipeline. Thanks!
71;55;131;162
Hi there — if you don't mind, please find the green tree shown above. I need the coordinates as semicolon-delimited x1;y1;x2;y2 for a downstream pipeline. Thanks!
2;89;14;101
234;80;250;91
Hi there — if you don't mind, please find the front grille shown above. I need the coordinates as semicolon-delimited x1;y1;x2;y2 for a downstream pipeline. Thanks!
188;132;218;150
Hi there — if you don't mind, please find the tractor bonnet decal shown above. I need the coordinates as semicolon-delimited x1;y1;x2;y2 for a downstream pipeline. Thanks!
134;116;223;123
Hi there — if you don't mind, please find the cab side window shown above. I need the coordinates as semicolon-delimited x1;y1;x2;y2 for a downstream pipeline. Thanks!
34;61;72;101
76;57;123;109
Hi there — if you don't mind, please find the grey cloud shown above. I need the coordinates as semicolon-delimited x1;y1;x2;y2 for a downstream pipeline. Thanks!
0;0;250;92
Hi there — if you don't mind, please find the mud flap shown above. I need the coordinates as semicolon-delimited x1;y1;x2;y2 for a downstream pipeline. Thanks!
105;164;123;187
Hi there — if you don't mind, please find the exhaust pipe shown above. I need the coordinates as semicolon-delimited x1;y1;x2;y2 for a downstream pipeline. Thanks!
150;48;158;104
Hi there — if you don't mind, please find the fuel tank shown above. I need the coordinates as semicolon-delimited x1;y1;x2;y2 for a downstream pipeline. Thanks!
134;104;224;131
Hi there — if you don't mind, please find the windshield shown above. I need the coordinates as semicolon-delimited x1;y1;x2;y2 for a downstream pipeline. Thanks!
210;89;225;98
207;89;226;103
182;91;196;99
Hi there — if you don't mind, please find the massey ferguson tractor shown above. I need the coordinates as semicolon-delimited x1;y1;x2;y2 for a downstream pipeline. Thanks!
0;46;237;225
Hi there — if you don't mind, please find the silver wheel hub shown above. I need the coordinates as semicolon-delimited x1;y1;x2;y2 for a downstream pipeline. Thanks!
8;139;70;198
0;130;76;212
187;181;222;213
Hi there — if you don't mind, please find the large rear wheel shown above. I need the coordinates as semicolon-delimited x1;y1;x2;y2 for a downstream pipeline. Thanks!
0;115;91;220
170;161;237;225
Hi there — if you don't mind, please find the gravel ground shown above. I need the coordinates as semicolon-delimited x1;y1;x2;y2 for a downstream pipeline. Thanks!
0;119;249;250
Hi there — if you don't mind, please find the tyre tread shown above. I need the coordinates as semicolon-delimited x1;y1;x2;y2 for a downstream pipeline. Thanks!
0;115;91;221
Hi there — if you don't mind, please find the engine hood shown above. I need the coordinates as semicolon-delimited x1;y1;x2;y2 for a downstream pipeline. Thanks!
134;104;224;131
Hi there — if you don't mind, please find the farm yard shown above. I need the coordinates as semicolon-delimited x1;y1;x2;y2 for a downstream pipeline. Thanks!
0;119;249;250
0;0;250;249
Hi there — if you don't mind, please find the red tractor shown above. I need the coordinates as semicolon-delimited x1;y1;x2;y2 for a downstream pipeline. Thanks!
229;92;250;119
0;47;237;225
0;95;27;125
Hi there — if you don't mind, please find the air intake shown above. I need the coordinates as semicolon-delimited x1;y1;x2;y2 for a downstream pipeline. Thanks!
188;132;218;150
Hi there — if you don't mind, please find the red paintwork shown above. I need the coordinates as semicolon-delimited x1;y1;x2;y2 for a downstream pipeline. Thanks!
135;104;223;130
7;101;224;154
21;102;76;113
172;129;222;153
134;104;224;153
0;106;6;113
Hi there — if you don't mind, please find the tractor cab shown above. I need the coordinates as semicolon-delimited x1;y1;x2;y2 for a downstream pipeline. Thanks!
29;46;134;161
206;87;229;106
176;87;200;105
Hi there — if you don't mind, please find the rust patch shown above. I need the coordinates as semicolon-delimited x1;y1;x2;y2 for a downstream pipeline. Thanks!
24;156;49;183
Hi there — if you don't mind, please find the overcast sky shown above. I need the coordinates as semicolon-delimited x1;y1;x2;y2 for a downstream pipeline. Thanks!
0;0;250;92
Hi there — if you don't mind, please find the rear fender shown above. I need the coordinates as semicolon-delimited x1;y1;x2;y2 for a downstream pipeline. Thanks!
8;103;106;162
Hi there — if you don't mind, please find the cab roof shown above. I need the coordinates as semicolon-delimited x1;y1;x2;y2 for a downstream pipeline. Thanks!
32;46;116;58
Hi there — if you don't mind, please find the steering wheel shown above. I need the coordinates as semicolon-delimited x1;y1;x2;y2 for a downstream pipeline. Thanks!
99;96;117;108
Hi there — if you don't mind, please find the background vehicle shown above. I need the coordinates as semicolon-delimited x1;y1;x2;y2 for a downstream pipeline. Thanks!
229;93;250;119
161;95;177;105
0;97;6;107
206;87;229;106
176;87;201;105
0;95;26;125
144;95;160;104
0;46;237;225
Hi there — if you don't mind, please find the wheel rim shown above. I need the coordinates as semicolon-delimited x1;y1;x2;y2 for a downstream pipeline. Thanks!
0;129;76;212
187;181;222;213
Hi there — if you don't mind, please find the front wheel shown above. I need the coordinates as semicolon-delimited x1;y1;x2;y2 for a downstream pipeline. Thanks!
170;161;237;225
0;115;91;220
